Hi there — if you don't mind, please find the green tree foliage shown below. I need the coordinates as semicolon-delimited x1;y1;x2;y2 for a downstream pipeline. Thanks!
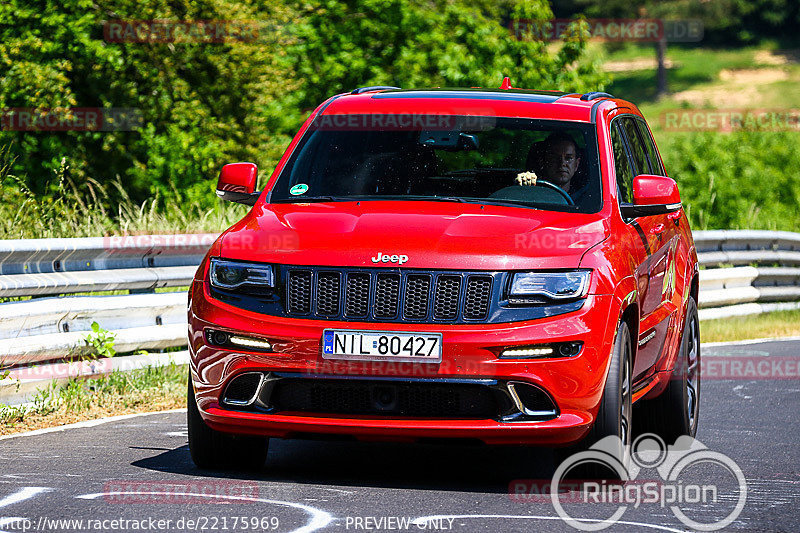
286;0;607;111
0;0;606;214
0;0;296;205
561;0;800;45
661;130;800;231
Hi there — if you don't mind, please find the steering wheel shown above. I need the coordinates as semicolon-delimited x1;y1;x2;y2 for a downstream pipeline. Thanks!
534;180;574;206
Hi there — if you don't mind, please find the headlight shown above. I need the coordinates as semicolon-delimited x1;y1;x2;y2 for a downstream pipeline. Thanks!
509;270;591;301
209;258;274;292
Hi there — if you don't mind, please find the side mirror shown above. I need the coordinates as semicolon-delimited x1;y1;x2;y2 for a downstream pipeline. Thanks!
216;162;260;206
620;174;682;218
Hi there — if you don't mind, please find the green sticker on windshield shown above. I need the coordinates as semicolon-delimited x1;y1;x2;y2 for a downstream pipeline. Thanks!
290;183;309;195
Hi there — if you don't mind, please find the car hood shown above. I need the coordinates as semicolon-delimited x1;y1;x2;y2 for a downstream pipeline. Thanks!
219;201;609;270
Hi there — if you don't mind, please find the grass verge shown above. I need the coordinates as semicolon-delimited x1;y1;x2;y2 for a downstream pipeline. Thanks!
0;363;187;436
701;309;800;344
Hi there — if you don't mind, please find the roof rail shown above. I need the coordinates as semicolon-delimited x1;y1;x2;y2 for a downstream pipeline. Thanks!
580;91;615;101
351;85;401;95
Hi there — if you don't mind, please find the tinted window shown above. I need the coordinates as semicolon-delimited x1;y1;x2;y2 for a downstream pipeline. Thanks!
621;118;651;175
636;120;665;175
611;122;634;204
270;116;603;213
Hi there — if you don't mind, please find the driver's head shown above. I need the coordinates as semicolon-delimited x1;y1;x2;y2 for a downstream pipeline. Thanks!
540;133;581;191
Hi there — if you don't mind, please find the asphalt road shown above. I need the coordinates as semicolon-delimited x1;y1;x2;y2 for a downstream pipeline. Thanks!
1;339;798;533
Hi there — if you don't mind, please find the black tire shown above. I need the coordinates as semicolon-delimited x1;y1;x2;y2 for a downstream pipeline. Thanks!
587;320;633;451
187;378;269;470
635;298;700;443
555;321;632;479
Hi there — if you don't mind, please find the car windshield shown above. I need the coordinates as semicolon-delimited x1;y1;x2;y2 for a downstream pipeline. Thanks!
269;115;601;213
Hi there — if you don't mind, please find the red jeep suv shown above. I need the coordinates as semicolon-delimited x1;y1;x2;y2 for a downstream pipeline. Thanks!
187;83;700;469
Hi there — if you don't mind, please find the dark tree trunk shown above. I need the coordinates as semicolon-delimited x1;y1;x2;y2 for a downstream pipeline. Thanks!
655;35;668;97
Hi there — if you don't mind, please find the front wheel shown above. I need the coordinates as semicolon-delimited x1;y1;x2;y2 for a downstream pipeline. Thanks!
587;320;633;451
555;321;632;478
636;297;700;442
187;378;269;470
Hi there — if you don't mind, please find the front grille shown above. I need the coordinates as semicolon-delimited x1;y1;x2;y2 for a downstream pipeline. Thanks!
463;276;493;320
434;275;461;320
282;267;495;323
403;274;431;319
316;272;341;316
345;273;370;317
374;273;400;318
269;378;505;419
287;270;312;314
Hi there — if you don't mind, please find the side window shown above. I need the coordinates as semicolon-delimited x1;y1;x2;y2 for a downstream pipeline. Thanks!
621;118;651;175
611;122;634;204
636;120;665;176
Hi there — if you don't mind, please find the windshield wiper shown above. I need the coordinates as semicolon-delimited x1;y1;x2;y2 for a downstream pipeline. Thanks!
459;197;541;209
409;195;466;203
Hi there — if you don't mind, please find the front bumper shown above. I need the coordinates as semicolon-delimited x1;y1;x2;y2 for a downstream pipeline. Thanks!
189;280;618;446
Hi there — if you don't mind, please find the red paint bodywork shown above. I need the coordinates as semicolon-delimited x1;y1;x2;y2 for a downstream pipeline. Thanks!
188;89;698;446
633;174;681;206
217;162;257;193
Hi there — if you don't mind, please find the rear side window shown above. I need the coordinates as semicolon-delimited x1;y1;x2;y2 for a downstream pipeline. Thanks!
621;118;651;175
611;122;634;204
636;120;665;176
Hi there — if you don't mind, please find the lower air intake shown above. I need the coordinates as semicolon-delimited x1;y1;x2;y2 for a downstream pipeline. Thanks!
222;373;263;405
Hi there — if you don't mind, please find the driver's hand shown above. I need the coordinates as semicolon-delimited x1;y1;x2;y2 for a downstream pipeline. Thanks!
515;171;538;186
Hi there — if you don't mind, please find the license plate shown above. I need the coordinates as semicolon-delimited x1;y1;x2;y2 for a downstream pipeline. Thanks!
322;329;442;363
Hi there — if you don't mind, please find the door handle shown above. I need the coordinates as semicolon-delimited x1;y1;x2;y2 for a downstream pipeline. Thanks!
667;211;681;226
650;223;666;235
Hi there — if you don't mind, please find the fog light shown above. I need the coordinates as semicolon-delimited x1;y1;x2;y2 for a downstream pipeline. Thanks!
206;329;273;352
500;346;554;358
229;335;273;351
558;342;583;357
208;330;230;346
499;342;583;359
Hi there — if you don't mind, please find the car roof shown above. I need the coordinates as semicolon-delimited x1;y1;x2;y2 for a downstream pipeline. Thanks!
320;87;638;124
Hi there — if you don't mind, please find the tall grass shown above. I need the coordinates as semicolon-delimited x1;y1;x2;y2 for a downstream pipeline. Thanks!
0;145;248;239
3;126;800;238
0;363;187;432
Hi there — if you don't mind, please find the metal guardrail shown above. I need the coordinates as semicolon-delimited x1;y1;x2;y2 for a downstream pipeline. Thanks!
694;230;800;320
0;234;216;368
1;230;799;371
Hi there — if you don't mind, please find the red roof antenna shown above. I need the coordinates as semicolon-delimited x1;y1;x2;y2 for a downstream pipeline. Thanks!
499;76;512;90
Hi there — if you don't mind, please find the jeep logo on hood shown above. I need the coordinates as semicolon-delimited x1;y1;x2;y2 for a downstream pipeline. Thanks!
371;252;409;265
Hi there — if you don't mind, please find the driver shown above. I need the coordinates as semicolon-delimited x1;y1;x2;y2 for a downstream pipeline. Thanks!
516;132;585;203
